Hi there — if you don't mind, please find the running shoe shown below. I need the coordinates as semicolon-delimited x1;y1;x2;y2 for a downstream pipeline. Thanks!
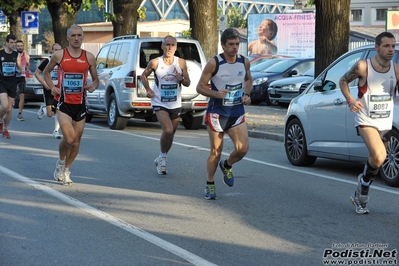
205;184;217;200
52;130;62;139
54;159;65;182
17;114;24;121
349;174;370;214
2;130;10;139
154;156;167;175
63;170;74;186
219;159;234;187
37;104;45;119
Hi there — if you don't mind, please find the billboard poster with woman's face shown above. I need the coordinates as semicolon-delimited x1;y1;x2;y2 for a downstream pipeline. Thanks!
248;13;315;58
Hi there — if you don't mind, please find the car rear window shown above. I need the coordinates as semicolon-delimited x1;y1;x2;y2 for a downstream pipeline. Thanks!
139;41;201;68
29;57;47;72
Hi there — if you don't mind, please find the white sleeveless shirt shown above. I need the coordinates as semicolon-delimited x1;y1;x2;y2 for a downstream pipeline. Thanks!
151;56;182;109
355;59;397;131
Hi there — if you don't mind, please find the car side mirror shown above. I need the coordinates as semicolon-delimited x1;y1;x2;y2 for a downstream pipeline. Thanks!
314;79;323;91
290;69;298;76
97;62;105;70
322;80;336;91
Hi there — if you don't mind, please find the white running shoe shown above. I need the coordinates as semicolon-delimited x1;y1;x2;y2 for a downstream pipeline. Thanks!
63;170;74;186
54;159;65;182
17;114;24;121
349;174;370;214
154;156;167;175
52;130;62;139
37;104;46;119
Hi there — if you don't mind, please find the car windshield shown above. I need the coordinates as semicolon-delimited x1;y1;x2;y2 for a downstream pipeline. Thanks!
140;41;201;68
29;57;47;72
262;59;301;73
250;59;283;72
302;66;314;77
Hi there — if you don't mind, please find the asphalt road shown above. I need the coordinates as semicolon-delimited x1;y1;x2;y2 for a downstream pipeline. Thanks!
1;105;398;266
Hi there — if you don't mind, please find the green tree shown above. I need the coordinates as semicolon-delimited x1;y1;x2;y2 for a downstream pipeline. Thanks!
226;6;247;28
217;7;246;29
188;0;218;61
0;0;105;48
0;0;45;40
46;0;104;47
106;0;143;37
305;0;350;76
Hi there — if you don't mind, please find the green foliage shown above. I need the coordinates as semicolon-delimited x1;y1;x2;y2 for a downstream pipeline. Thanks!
304;0;315;8
0;0;45;14
137;7;146;21
104;12;117;22
217;6;247;28
182;28;191;37
227;6;247;28
104;6;146;22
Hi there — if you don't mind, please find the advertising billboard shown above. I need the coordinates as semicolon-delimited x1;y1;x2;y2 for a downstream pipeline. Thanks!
247;13;315;57
386;10;399;41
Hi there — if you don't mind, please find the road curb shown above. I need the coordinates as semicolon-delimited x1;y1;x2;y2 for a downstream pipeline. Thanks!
248;130;284;142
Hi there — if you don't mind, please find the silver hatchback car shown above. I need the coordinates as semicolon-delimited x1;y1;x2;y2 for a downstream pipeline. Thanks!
284;44;399;187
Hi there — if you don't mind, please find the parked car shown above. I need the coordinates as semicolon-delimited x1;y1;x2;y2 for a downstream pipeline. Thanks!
86;35;209;130
14;55;48;107
267;66;315;106
250;58;286;74
250;58;315;105
284;44;399;187
248;54;293;67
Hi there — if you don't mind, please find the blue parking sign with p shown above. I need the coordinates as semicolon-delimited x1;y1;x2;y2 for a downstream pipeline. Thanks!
21;11;39;34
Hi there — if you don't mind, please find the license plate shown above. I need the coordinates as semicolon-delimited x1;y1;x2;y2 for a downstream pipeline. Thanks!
34;88;43;94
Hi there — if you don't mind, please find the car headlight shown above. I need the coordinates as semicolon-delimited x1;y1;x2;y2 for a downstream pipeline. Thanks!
281;84;297;90
252;77;268;86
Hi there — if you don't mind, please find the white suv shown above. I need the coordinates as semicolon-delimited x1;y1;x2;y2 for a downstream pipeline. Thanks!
86;35;209;130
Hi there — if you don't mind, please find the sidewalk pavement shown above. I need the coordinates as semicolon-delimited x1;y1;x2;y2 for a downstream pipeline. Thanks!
245;111;285;142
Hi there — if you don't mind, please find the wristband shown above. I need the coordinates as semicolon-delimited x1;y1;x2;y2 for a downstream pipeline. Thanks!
347;98;355;106
243;93;250;97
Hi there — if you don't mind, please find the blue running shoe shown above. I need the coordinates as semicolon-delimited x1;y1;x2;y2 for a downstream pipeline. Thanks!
205;184;217;200
219;159;234;187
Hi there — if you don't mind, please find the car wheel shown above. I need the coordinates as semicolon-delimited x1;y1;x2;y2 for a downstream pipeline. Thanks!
182;114;203;130
85;114;93;123
265;91;274;105
270;99;279;106
380;129;399;187
107;93;128;130
251;99;262;105
284;118;317;166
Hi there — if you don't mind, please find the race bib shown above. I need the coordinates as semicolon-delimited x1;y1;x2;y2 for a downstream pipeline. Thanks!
2;62;16;77
223;83;243;106
368;94;393;119
51;67;58;85
160;84;178;102
63;73;84;93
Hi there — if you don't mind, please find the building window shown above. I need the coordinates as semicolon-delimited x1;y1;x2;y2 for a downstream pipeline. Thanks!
351;9;362;21
376;9;387;21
